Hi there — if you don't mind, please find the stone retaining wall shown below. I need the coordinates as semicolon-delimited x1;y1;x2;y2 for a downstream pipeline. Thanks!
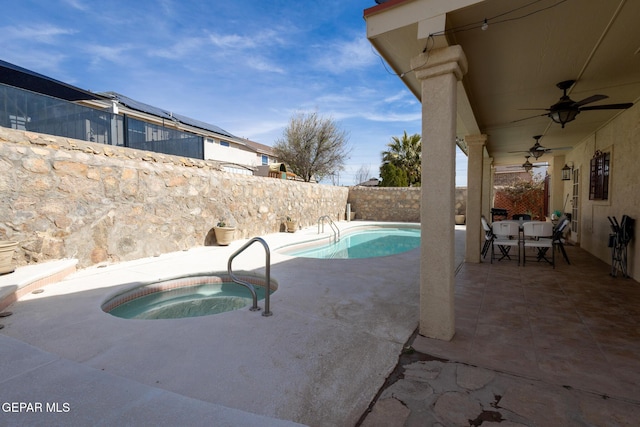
0;128;348;268
347;186;468;222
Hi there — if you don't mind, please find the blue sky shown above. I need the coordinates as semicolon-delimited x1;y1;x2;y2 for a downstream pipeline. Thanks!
2;0;467;186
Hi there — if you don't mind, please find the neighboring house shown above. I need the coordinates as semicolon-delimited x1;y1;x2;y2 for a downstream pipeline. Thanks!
0;59;277;174
210;137;278;175
357;178;380;187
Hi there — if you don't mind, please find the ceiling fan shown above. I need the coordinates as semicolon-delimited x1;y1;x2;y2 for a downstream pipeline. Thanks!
508;135;569;160
514;80;633;128
507;155;546;173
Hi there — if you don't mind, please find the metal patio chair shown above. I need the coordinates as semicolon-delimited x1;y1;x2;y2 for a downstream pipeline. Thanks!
481;215;494;259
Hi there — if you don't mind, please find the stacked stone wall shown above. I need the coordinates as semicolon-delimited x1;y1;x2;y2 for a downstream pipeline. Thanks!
0;128;348;268
347;186;467;222
348;186;420;222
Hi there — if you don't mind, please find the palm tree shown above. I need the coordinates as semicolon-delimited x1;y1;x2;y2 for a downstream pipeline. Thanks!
381;131;422;186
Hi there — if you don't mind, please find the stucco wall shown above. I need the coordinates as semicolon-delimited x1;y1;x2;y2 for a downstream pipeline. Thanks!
0;128;348;268
563;102;639;280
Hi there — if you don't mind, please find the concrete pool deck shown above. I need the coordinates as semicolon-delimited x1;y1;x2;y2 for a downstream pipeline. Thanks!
1;221;447;426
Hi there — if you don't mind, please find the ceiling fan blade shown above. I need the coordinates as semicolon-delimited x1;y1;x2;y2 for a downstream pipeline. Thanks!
574;94;608;107
580;103;633;111
511;113;549;123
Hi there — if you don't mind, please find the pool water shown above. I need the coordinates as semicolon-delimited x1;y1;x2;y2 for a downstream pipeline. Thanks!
285;227;420;259
108;283;270;319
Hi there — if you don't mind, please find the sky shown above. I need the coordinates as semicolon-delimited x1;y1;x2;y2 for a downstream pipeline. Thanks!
2;0;467;186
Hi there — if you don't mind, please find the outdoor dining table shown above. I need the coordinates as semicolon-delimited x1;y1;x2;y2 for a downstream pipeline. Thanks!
492;220;551;264
491;219;570;266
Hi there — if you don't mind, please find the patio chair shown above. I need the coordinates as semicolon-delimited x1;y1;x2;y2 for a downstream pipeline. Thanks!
481;215;494;259
608;215;634;277
491;221;521;264
523;221;554;268
553;217;571;264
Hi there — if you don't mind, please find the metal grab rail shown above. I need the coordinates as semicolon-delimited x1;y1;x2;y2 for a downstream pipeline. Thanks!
317;215;340;242
227;237;272;316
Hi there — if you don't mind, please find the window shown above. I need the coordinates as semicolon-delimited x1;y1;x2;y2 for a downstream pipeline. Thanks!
261;155;268;165
220;141;230;147
589;150;609;200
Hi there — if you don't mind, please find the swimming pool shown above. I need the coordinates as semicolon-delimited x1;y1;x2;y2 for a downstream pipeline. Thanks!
102;274;275;319
281;226;420;259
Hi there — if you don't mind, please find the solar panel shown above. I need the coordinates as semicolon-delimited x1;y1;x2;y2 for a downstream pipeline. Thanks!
102;92;236;139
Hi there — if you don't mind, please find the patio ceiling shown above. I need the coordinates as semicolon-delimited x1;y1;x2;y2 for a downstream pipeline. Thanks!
365;0;640;167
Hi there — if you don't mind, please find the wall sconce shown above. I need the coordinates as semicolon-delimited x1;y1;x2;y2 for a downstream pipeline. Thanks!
561;162;574;181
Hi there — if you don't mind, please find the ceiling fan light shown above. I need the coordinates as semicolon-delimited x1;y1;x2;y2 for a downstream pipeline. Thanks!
530;150;543;159
550;109;579;128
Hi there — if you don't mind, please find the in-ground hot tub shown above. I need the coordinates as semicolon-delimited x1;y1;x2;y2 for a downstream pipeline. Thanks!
102;273;276;319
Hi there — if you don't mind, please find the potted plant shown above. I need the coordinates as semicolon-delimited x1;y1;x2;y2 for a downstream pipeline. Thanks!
213;219;236;246
285;216;298;233
0;241;19;274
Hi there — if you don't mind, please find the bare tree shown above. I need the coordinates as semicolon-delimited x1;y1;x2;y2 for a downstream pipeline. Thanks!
273;111;350;182
354;164;371;185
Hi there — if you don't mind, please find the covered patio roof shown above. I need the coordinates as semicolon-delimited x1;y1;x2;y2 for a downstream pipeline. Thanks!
365;0;640;166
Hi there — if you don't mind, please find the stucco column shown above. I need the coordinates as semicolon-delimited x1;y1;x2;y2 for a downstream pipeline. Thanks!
412;45;467;340
482;156;493;220
464;135;486;263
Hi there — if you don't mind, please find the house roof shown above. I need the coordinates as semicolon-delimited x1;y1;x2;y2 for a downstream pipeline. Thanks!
1;60;275;156
101;92;237;139
240;138;275;156
0;59;101;101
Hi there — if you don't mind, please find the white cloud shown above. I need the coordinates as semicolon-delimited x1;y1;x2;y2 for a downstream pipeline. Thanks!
2;24;76;43
249;57;286;74
149;36;207;60
62;0;88;11
384;91;411;103
209;33;257;50
82;43;135;67
360;111;422;123
208;28;287;51
315;36;377;74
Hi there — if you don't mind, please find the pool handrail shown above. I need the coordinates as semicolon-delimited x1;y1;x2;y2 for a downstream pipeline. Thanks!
317;215;340;242
227;237;272;316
